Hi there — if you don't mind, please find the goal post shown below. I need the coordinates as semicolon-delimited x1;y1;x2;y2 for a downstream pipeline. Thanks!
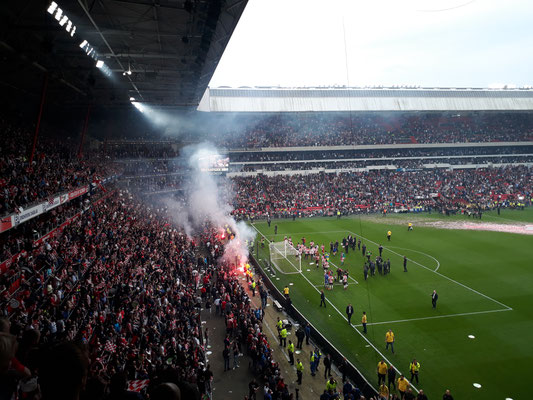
269;240;302;274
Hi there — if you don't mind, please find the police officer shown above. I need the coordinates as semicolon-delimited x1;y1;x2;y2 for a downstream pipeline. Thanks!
409;359;420;384
296;359;304;384
280;326;287;347
287;340;295;365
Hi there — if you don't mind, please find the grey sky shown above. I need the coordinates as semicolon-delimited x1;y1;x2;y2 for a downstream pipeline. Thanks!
209;0;533;88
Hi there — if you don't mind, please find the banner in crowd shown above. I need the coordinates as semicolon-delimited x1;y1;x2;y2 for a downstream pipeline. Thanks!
0;251;27;275
0;189;116;276
0;185;90;234
127;380;150;393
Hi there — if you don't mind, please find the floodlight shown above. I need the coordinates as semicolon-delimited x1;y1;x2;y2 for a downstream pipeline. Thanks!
79;40;87;48
129;97;135;101
54;8;63;21
132;101;145;113
96;60;104;68
47;2;58;14
59;15;68;26
66;21;72;32
70;26;76;36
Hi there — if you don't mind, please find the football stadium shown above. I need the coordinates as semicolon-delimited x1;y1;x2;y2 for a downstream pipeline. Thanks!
0;1;532;400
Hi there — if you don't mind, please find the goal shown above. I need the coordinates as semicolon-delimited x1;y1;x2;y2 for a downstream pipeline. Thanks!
269;240;301;274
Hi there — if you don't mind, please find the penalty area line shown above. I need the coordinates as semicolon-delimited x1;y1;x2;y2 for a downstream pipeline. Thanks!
329;260;359;284
347;230;513;311
386;246;440;272
250;224;419;393
352;308;512;327
297;261;420;394
312;282;353;289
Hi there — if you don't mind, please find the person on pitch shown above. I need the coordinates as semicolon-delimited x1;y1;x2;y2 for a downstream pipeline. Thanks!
320;290;327;307
385;329;395;353
346;303;354;325
409;358;420;384
431;290;438;308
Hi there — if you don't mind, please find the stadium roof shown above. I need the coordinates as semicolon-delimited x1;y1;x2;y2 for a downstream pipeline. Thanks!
198;87;533;112
0;0;247;108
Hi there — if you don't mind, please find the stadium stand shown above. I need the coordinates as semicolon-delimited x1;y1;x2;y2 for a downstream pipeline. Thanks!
199;112;533;148
231;166;532;218
0;116;117;217
2;109;532;400
1;181;321;399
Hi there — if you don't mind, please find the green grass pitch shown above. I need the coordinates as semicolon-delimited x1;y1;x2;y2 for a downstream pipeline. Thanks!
250;209;533;400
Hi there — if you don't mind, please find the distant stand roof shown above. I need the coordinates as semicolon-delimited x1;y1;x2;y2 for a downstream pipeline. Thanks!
198;87;533;112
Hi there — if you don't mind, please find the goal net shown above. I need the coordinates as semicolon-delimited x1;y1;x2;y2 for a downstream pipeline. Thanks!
269;240;301;274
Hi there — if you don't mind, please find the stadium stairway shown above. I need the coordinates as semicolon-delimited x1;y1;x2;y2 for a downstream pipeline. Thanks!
243;274;344;399
205;273;345;399
202;304;256;399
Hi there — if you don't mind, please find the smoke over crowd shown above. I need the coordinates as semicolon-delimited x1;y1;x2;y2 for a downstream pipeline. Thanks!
163;142;255;267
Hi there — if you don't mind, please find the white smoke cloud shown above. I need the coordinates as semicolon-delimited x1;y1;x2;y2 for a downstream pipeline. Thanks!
163;142;256;267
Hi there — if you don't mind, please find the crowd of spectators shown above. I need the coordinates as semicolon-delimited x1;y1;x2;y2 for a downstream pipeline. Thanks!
229;146;533;163
122;175;186;194
102;142;180;160
231;166;533;218
91;112;533;162
0;196;90;263
203;112;533;148
121;160;183;176
110;141;533;181
0;117;117;217
0;192;220;399
1;109;532;399
0;182;314;400
230;155;533;173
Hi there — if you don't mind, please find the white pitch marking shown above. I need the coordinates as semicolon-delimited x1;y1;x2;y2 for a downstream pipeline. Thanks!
313;282;350;289
329;260;359;284
347;230;513;311
290;256;420;391
251;224;411;393
387;246;440;272
269;230;347;237
352;309;510;327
